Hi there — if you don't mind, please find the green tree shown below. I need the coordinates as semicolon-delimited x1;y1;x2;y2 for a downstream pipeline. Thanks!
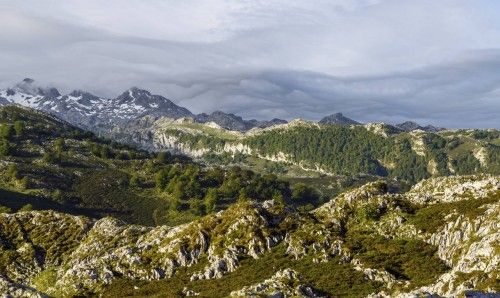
170;196;182;212
43;151;58;163
20;176;30;190
13;120;25;136
7;163;18;180
100;146;113;159
52;189;64;203
155;169;169;190
19;203;33;212
0;124;13;139
238;188;249;202
157;151;171;164
130;174;140;188
54;137;65;154
0;205;12;213
0;139;11;156
204;188;220;213
291;183;319;204
272;192;286;209
189;199;206;216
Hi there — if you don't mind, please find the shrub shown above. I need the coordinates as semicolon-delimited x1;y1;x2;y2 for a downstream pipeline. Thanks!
19;203;33;212
0;205;12;213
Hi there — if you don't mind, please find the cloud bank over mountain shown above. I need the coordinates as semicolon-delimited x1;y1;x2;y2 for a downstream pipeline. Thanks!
0;0;499;128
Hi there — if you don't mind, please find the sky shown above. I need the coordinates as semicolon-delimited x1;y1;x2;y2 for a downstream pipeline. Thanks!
0;0;499;128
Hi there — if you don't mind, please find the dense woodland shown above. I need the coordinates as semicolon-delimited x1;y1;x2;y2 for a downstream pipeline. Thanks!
244;125;500;183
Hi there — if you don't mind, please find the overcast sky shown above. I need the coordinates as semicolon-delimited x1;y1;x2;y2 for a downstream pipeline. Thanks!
0;0;499;128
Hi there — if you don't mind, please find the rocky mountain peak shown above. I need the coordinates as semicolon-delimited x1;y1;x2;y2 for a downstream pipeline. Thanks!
396;121;444;132
116;87;153;104
319;112;360;125
10;78;61;98
194;111;287;132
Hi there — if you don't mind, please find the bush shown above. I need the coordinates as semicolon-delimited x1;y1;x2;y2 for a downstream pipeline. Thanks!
129;174;140;187
43;151;58;163
19;176;30;190
19;204;33;212
7;163;18;180
0;205;12;213
0;139;12;156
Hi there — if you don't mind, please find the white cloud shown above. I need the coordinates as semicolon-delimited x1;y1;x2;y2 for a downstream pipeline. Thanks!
0;0;499;127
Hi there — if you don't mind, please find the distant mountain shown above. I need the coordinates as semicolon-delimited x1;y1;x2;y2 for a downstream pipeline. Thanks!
319;112;360;125
396;121;444;132
0;78;287;132
101;87;194;125
0;79;447;134
195;111;287;132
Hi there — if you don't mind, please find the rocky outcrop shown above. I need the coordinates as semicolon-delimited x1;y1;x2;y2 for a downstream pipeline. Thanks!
230;269;324;298
408;175;499;204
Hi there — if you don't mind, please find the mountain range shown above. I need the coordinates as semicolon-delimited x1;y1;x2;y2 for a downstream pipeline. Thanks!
0;78;443;133
0;86;498;297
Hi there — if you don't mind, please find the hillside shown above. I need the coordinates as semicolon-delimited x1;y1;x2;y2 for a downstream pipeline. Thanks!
0;175;498;297
107;116;500;186
0;106;320;226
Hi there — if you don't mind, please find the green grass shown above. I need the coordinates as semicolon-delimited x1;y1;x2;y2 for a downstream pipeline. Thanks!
407;190;499;233
345;232;449;288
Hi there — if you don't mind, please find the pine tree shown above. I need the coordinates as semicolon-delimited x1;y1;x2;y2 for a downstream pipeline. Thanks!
13;120;25;136
204;188;219;213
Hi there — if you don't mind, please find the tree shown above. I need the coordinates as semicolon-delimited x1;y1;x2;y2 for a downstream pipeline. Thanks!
100;146;113;159
237;188;249;202
170;196;182;212
19;203;33;212
157;151;171;164
272;192;286;209
54;137;65;154
7;163;18;180
0;124;13;140
130;174;140;188
155;169;169;190
204;188;220;213
19;176;30;190
0;205;11;213
13;120;25;136
0;139;11;156
43;151;58;163
291;183;319;205
189;199;206;216
52;189;64;203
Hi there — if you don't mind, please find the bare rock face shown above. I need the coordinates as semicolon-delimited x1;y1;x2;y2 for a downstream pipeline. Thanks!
230;269;325;298
0;276;47;298
408;175;499;204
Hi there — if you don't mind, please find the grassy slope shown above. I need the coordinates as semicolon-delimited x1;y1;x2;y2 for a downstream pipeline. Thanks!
0;106;193;226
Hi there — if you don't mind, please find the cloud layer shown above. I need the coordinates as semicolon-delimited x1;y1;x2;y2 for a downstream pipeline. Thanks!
0;0;499;128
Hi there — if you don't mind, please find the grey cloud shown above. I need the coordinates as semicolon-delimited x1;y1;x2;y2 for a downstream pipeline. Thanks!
0;1;499;128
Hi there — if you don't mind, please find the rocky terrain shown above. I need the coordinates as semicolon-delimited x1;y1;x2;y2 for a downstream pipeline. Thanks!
0;174;498;297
